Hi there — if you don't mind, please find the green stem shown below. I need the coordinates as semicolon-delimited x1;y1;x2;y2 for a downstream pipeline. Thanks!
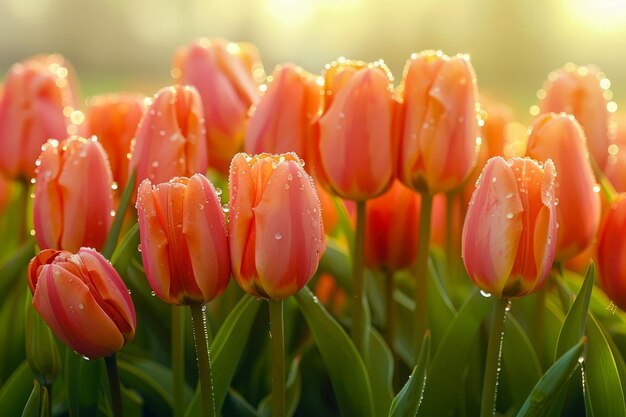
269;299;286;417
552;264;572;312
172;306;186;417
18;181;30;245
533;287;546;365
189;304;216;417
102;169;136;259
445;191;455;288
105;353;123;417
480;297;509;417
384;269;396;355
414;192;433;360
351;200;369;359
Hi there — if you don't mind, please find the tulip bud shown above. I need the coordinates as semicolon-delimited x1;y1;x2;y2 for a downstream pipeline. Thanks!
397;51;481;194
313;59;396;201
245;64;322;164
526;113;601;261
462;157;557;299
136;174;230;305
365;180;420;271
129;85;208;191
84;93;145;189
539;64;613;169
24;292;61;385
229;153;325;300
33;136;114;252
0;56;77;180
28;248;136;359
597;195;626;310
173;38;260;174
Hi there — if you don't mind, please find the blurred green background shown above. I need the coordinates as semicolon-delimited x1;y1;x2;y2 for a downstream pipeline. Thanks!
1;0;625;120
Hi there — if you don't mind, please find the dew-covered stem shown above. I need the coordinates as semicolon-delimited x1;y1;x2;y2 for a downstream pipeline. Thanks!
269;299;286;417
414;192;433;361
480;297;509;417
190;304;216;417
351;200;369;360
104;353;123;417
172;306;186;417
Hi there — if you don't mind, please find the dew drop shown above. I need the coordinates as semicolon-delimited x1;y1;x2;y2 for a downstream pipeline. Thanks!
78;303;84;310
137;244;142;252
30;229;36;236
593;184;600;193
222;204;230;213
151;160;160;168
82;356;91;361
274;233;283;240
480;290;492;298
151;291;156;297
110;210;116;217
215;188;222;196
491;177;497;183
504;192;513;199
506;212;514;219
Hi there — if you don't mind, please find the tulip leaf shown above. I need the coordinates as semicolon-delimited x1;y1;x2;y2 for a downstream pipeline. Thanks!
318;240;352;293
417;289;491;417
117;359;172;417
102;169;136;259
332;196;355;256
583;314;626;417
121;384;144;417
224;389;259;417
185;294;262;417
516;337;586;417
0;362;34;416
0;284;26;382
368;329;394;417
294;286;375;417
257;356;302;417
64;350;103;417
388;331;430;417
393;289;416;366
555;263;594;360
21;379;43;417
111;222;140;273
426;257;456;352
0;238;34;307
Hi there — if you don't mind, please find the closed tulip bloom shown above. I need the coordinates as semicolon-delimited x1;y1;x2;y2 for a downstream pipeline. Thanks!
229;153;324;300
173;38;260;173
33;136;114;252
597;195;626;310
397;51;480;194
245;64;322;164
365;180;420;271
0;57;76;180
129;85;208;190
85;93;145;189
136;174;230;305
28;248;136;359
462;157;557;298
539;64;612;169
526;113;601;261
313;60;396;200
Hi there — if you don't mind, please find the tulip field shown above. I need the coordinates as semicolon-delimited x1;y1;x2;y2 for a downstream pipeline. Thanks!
2;36;626;417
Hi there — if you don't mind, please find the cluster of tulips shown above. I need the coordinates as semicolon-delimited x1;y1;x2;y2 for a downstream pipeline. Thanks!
1;37;626;417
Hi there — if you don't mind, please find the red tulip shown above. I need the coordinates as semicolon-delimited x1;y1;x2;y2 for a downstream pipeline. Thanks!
597;195;626;310
229;152;324;300
173;38;260;173
462;157;557;298
136;174;230;305
33;136;114;252
28;248;136;359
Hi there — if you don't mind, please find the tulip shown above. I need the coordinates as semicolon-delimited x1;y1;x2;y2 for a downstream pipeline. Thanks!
173;38;260;173
136;174;230;305
316;180;341;235
462;156;557;299
229;152;324;300
27;248;136;359
603;114;626;192
397;51;480;194
33;136;114;252
0;56;77;180
365;180;420;271
539;64;612;169
245;64;322;164
525;113;601;261
597;195;626;310
313;59;396;201
129;85;208;191
84;93;145;189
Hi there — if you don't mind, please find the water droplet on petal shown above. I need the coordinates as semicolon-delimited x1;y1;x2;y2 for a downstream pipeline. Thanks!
274;233;282;240
480;290;492;298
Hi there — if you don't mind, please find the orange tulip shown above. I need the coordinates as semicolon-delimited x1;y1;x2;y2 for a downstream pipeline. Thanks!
365;180;420;271
136;174;230;305
525;113;601;261
173;38;260;173
129;85;208;191
245;64;322;164
313;59;396;201
33;136;114;252
28;248;136;359
229;153;324;300
462;157;557;298
0;56;77;180
84;93;145;189
604;114;626;192
397;51;480;194
316;180;341;235
539;64;612;169
597;195;626;310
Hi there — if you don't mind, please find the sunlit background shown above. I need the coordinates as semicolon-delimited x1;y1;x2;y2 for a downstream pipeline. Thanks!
2;0;626;119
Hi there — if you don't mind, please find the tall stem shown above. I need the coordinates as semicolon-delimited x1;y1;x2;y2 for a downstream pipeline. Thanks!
18;181;30;245
172;306;186;417
384;269;396;355
104;353;123;417
480;297;509;417
269;299;286;417
189;304;215;417
351;200;368;359
445;191;455;287
414;192;433;360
